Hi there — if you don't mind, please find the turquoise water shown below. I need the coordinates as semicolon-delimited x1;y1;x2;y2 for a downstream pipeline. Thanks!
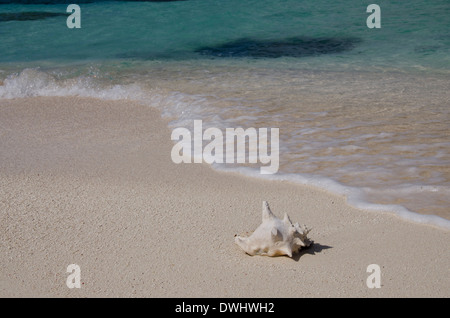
1;0;449;227
1;0;449;71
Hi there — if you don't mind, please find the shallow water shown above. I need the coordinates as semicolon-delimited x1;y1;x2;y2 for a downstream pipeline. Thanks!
0;0;449;227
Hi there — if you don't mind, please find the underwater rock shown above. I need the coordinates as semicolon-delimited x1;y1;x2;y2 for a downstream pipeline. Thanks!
196;36;360;58
0;1;185;4
0;12;69;22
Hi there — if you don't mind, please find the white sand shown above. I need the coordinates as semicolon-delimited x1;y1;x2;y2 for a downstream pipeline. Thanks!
0;97;448;297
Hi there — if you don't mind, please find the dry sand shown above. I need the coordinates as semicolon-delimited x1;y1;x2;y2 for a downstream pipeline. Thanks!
0;97;448;297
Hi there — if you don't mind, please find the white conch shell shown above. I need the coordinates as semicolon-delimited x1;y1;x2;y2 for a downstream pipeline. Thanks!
235;201;311;257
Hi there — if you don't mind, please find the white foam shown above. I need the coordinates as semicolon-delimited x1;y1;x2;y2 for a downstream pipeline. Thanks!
211;164;450;230
0;68;147;101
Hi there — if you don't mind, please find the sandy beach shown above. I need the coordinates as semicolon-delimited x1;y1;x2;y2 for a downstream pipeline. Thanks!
0;96;448;298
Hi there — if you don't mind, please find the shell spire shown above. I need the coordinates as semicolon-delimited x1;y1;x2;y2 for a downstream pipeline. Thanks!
262;201;275;221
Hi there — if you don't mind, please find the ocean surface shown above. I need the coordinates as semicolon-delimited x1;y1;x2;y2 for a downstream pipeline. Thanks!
0;0;449;228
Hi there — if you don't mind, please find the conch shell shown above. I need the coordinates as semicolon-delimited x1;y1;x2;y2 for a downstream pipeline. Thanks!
235;201;311;257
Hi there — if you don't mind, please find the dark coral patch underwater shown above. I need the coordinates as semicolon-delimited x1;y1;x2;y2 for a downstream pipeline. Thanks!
0;12;68;22
196;37;361;58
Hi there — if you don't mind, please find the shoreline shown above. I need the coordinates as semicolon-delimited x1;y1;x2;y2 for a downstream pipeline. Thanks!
2;66;449;220
0;96;448;297
209;165;450;230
